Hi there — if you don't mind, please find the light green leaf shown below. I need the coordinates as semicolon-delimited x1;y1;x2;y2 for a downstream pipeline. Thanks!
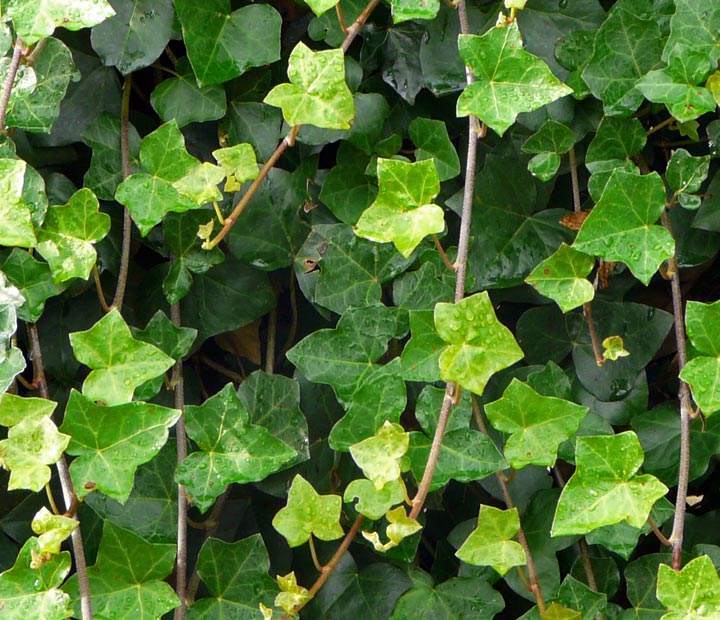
392;0;439;23
265;41;354;130
573;170;675;285
31;507;78;556
275;572;312;615
272;474;344;547
0;347;25;395
435;291;524;395
409;117;460;181
603;335;630;362
551;431;668;536
175;0;281;87
0;537;71;620
212;143;258;191
581;3;664;116
0;394;69;491
680;300;720;415
175;384;297;512
542;604;581;620
0;158;36;248
656;555;720;620
60;390;181;503
344;477;405;520
6;0;114;44
457;23;572;136
150;57;227;128
350;421;409;490
305;0;337;17
526;243;595;313
64;522;179;620
172;162;225;205
363;506;422;552
355;158;443;257
636;45;716;123
187;536;278;620
485;378;588;469
456;506;527;575
1;249;62;322
69;308;174;405
5;37;79;133
35;188;110;283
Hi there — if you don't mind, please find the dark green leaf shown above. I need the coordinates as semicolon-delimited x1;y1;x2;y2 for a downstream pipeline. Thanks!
1;249;61;322
409;117;461;181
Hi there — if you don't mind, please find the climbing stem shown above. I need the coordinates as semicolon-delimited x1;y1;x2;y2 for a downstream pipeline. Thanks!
0;36;24;132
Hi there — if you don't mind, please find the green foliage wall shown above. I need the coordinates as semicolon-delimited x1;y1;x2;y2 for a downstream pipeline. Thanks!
1;0;720;619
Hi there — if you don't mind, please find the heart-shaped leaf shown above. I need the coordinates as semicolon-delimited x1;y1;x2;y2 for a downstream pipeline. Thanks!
656;555;720;620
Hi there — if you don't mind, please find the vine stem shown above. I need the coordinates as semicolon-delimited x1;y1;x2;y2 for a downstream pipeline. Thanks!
27;324;94;620
112;75;133;311
171;303;188;620
661;210;692;571
0;36;24;131
472;396;546;612
409;0;480;520
279;515;366;619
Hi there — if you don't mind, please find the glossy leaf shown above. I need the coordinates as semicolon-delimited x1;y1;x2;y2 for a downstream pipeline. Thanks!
392;0;439;24
36;188;110;284
132;311;197;361
64;521;179;620
456;506;527;576
355;158;443;257
551;432;668;536
212;143;258;191
60;390;181;503
680;300;720;415
435;292;524;396
272;474;343;547
275;572;312;615
350;421;409;490
344;478;405;520
90;0;174;74
265;42;354;130
0;537;71;620
603;336;630;362
363;506;421;552
665;148;710;210
485;379;588;469
31;507;78;556
663;0;720;66
656;555;720;620
175;0;281;87
6;0;114;44
1;249;62;322
457;24;572;136
0;394;69;491
526;243;595;313
69;308;174;405
409;117;461;181
400;310;444;382
187;535;277;620
175;384;296;512
523;120;575;156
0;159;35;248
573;170;674;285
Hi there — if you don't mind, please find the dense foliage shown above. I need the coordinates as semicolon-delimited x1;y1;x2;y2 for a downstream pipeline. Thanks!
1;0;720;619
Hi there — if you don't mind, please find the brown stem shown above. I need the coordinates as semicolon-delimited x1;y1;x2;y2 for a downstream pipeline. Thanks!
568;146;581;213
432;234;456;272
279;515;366;619
583;301;605;366
171;303;188;620
0;37;25;131
265;308;277;375
92;264;111;313
648;516;672;547
335;2;348;33
646;116;675;136
112;75;133;311
340;0;381;52
200;355;245;384
578;539;598;592
27;324;94;620
661;210;692;571
279;270;298;360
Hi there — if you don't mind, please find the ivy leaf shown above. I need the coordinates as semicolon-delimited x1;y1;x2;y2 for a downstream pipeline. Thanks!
275;572;312;615
132;311;197;361
60;390;181;503
69;308;174;405
456;23;572;136
603;336;630;362
525;243;595;313
485;379;588;470
265;41;354;130
665;148;710;210
350;421;409;490
680;300;720;415
390;573;505;620
1;249;62;322
409;117;461;181
31;507;78;556
656;555;720;620
355;158;444;258
175;0;281;87
551;431;668;536
522;120;576;156
363;506;422;552
0;394;69;492
35;188;111;284
64;522;179;620
6;0;114;45
272;474;344;547
0;159;36;248
636;45;716;123
90;0;174;75
400;310;445;382
344;478;405;520
581;4;664;115
573;170;675;285
435;292;524;396
212;143;258;191
150;57;226;128
392;0;439;24
305;0;337;17
187;536;278;620
456;506;527;576
0;537;71;620
176;384;296;512
663;0;720;66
